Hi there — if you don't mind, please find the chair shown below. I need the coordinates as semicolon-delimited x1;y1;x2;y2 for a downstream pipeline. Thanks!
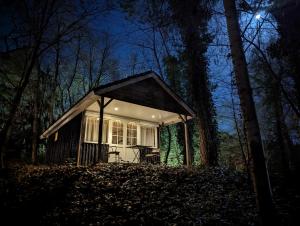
144;148;160;164
108;146;120;163
151;148;160;154
145;148;159;164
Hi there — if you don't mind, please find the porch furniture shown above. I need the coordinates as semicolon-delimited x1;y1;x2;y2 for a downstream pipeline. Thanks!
144;148;160;164
127;145;152;163
42;71;194;167
108;145;120;163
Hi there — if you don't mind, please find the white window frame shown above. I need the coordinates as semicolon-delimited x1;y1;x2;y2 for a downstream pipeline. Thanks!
84;111;158;148
139;125;157;148
127;122;137;146
83;116;109;144
111;120;124;146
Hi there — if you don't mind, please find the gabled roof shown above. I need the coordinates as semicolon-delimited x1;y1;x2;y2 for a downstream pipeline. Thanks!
93;71;194;116
40;71;195;139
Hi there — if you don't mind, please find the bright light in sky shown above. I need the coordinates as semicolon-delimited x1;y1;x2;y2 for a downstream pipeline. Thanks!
255;14;261;20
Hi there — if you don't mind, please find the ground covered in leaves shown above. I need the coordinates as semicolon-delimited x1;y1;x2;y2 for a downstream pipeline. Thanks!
0;164;258;225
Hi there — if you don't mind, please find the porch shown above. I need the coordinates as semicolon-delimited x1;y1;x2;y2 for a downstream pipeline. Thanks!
79;143;160;166
42;72;195;167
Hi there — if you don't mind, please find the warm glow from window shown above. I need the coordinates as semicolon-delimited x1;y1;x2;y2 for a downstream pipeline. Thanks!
84;117;108;143
140;126;155;147
112;120;123;145
127;122;137;145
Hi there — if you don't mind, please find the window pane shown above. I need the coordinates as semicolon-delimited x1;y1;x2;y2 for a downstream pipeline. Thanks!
118;136;123;144
127;122;137;145
140;126;155;146
102;120;109;143
84;117;109;143
112;120;123;144
133;138;137;145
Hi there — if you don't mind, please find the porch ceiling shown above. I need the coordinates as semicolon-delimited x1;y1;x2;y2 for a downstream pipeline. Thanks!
86;98;190;125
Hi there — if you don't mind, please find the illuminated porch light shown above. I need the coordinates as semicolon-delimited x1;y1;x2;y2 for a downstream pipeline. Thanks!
151;115;155;119
114;107;119;111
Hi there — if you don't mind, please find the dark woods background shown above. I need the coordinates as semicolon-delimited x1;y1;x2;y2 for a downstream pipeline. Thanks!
0;0;300;221
1;0;300;225
1;0;299;170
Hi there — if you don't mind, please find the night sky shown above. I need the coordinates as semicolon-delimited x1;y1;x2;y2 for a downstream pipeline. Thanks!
0;1;277;133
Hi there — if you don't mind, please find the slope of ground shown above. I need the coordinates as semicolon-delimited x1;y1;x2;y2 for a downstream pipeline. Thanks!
0;164;258;225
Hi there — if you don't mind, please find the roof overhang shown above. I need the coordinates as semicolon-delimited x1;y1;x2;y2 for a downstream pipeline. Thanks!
40;71;195;139
94;72;195;116
40;91;99;139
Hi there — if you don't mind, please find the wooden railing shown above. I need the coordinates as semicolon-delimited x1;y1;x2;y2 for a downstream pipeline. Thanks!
79;143;109;166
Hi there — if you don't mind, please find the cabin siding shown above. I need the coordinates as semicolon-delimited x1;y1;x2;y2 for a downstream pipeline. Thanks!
46;114;82;164
80;143;109;166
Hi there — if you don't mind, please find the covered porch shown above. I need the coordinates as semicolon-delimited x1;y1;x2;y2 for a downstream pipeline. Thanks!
41;71;195;166
78;97;191;165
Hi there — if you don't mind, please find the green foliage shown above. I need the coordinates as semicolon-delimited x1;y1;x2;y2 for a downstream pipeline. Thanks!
160;125;183;166
218;132;245;171
0;50;39;154
1;164;258;225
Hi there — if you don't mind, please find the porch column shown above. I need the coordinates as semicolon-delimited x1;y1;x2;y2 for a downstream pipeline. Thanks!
183;116;192;167
97;96;104;164
77;111;86;166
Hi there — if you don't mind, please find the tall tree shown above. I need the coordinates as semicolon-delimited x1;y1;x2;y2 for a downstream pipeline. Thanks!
269;0;300;113
0;0;108;167
223;0;277;225
169;0;219;166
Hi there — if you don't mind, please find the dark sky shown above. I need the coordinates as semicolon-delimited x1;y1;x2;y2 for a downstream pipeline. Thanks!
0;1;278;134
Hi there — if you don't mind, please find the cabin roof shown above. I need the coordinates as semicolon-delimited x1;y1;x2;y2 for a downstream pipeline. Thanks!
40;71;195;139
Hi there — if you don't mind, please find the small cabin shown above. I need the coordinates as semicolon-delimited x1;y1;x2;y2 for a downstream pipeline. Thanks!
40;71;195;166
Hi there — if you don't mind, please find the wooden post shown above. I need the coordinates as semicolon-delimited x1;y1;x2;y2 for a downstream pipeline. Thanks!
77;112;86;166
97;96;104;163
183;116;191;167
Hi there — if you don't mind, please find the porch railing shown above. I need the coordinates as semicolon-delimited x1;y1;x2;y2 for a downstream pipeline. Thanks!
79;143;109;166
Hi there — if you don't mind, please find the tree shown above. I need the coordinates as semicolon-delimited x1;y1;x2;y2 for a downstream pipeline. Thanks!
249;50;293;180
223;0;277;225
0;0;110;167
169;0;219;166
269;0;300;113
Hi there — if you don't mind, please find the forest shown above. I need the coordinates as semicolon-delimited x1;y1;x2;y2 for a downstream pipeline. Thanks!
0;0;299;225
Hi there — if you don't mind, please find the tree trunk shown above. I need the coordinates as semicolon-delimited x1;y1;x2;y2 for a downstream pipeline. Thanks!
223;0;278;225
31;67;41;164
0;45;40;168
164;126;171;164
170;0;219;166
271;73;292;179
231;79;250;175
176;123;186;165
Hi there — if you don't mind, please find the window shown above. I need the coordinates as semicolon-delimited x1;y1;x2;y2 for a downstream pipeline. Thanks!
127;122;137;145
112;120;123;145
140;126;156;147
84;117;108;143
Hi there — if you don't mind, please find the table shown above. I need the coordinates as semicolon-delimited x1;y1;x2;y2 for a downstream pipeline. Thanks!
108;145;120;162
126;145;152;163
